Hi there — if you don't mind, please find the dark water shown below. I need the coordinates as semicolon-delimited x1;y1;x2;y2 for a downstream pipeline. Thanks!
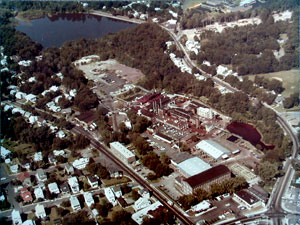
227;122;274;150
15;13;137;48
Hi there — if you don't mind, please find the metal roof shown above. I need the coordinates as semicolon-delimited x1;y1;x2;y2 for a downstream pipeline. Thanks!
177;157;211;177
196;139;230;160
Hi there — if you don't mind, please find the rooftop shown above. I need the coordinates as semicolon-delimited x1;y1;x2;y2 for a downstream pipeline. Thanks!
184;165;230;188
196;139;230;160
177;157;212;177
235;190;259;205
110;142;135;159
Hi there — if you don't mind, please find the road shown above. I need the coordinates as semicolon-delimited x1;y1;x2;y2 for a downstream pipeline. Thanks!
72;125;193;225
161;25;300;225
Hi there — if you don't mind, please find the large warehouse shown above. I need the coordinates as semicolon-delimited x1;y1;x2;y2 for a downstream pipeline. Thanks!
177;157;212;177
196;139;230;160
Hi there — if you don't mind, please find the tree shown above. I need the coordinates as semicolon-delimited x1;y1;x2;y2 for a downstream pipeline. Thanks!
256;161;278;182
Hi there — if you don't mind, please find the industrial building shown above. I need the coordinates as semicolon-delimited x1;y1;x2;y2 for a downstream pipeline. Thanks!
110;142;136;164
180;165;231;194
196;139;231;160
197;107;214;119
176;157;212;177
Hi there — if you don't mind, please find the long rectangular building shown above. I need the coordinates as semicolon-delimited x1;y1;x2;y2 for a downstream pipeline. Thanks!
110;142;135;164
196;139;230;160
182;165;231;194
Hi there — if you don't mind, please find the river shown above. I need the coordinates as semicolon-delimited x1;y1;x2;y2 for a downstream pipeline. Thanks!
15;13;137;48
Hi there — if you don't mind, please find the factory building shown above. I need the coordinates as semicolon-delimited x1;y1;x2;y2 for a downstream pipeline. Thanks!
175;157;212;177
197;107;214;119
181;165;231;194
110;142;136;164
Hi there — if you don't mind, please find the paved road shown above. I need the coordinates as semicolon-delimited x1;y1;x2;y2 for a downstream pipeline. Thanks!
161;25;300;225
73;125;194;225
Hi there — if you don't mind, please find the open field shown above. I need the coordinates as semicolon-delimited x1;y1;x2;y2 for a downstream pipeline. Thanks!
247;69;299;98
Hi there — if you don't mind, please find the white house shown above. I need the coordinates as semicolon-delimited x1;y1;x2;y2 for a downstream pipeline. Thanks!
12;209;22;225
1;146;11;159
87;175;98;188
48;182;60;194
34;187;45;200
104;188;117;206
35;204;46;219
133;197;151;212
112;186;122;198
72;158;89;170
34;152;43;162
68;177;80;194
83;192;94;207
70;196;81;211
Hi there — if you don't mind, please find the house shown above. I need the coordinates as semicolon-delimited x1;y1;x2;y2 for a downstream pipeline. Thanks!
1;146;11;159
68;177;80;194
72;158;89;170
48;182;60;194
65;163;74;175
70;196;81;211
35;204;46;219
131;201;163;225
20;187;33;203
133;197;151;212
104;188;117;206
83;192;94;207
60;183;71;194
138;189;150;199
33;152;43;162
48;153;57;165
17;172;31;187
10;164;18;173
87;175;99;188
34;187;45;200
112;186;122;198
36;169;47;182
12;209;22;225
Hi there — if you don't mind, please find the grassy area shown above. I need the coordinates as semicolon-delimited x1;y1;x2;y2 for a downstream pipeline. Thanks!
15;10;46;21
246;69;299;98
101;177;131;187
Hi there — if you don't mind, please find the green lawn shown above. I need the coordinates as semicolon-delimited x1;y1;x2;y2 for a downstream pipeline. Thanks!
246;69;299;98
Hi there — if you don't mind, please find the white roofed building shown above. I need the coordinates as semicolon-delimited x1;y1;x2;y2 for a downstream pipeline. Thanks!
35;204;46;219
133;197;151;212
12;209;22;225
70;196;81;211
83;192;94;207
104;188;117;206
68;177;80;194
132;201;163;225
197;107;214;119
48;182;60;194
177;157;212;177
191;200;211;212
34;187;45;200
110;142;135;164
196;139;230;160
72;158;89;169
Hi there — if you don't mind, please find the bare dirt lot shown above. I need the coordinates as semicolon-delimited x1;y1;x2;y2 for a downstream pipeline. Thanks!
77;59;145;84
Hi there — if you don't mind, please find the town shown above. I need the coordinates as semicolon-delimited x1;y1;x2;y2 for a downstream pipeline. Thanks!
0;0;299;225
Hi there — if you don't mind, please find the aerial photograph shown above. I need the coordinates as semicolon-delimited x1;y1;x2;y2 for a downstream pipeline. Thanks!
0;0;299;224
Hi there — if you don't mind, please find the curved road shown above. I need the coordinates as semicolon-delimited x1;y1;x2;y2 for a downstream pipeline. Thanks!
161;26;299;224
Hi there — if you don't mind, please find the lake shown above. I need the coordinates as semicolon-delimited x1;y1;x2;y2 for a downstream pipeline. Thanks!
227;122;274;150
15;13;137;48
